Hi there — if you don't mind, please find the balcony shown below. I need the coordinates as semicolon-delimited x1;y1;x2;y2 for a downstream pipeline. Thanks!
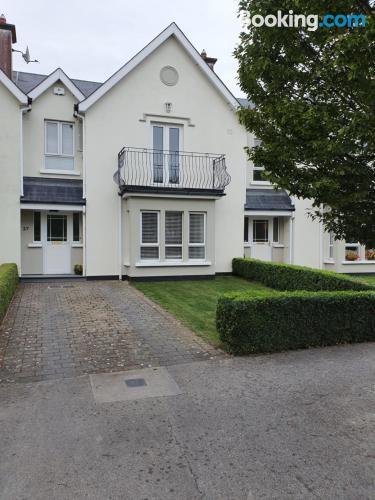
114;147;231;197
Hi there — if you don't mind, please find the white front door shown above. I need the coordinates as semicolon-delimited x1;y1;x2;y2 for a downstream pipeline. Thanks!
45;213;71;274
251;219;272;261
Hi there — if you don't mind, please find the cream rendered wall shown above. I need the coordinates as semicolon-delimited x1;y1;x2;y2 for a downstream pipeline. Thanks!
292;198;321;268
84;36;248;276
123;196;215;278
0;84;21;269
23;81;82;179
20;211;43;274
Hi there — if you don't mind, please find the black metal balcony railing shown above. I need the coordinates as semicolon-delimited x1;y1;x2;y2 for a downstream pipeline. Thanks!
114;147;231;195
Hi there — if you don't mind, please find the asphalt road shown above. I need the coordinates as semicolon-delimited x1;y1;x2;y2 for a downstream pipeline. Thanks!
1;343;374;499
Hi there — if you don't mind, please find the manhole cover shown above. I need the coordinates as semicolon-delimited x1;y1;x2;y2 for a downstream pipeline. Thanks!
125;378;146;388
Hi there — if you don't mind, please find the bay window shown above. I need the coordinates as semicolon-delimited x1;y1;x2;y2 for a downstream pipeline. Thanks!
165;211;183;259
140;211;159;259
189;213;205;259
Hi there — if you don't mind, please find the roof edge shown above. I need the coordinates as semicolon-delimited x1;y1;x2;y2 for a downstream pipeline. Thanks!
0;67;28;104
79;22;239;112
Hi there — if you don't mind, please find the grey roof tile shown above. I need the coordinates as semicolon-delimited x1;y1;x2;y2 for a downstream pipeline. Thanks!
12;71;102;97
22;177;85;205
245;188;294;211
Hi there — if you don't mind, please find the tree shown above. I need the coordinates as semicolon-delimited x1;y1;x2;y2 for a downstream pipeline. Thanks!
235;0;375;246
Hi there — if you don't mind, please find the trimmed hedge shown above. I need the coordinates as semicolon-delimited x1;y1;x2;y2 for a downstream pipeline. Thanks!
217;290;375;354
233;258;373;292
0;264;18;321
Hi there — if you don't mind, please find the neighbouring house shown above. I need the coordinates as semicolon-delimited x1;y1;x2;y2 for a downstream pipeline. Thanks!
0;16;373;279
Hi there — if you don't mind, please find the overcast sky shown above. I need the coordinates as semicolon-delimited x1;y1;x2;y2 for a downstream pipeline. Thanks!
3;0;245;97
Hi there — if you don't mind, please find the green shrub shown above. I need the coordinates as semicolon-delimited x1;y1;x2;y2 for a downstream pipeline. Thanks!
217;290;375;354
0;263;19;321
232;258;372;292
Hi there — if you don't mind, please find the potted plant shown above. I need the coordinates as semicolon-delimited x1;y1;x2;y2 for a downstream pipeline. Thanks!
345;250;360;262
74;264;83;275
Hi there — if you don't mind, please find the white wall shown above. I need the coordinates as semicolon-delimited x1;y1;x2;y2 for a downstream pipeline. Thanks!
84;36;248;276
292;198;322;268
0;84;21;269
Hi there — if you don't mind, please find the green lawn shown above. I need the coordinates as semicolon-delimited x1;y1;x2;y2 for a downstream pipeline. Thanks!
132;276;272;346
349;274;375;286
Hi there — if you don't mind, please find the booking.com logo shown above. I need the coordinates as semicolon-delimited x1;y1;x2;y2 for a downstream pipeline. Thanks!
243;11;367;31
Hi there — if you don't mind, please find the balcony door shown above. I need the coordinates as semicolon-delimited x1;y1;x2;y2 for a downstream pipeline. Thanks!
152;124;182;185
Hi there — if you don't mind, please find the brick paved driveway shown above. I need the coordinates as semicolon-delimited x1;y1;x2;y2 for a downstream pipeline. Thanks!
0;281;221;383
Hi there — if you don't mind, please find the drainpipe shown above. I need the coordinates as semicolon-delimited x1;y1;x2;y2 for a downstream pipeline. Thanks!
74;106;86;198
82;205;86;277
118;194;123;281
19;101;31;197
74;106;87;277
289;213;294;264
318;204;324;269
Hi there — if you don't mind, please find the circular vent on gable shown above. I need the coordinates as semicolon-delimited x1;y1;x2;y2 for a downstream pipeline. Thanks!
160;66;179;86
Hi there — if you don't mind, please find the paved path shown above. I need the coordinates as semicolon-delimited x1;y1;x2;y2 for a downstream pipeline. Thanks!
0;344;374;499
0;281;221;383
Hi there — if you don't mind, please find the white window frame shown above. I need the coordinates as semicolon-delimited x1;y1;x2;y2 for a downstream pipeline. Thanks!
151;122;184;151
251;138;270;185
328;231;334;260
188;212;206;260
344;242;361;261
165;211;183;260
140;211;160;260
253;219;269;243
44;120;75;167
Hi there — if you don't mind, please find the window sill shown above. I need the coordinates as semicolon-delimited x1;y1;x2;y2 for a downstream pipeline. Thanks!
272;244;284;248
323;259;335;265
250;181;271;186
40;169;80;176
134;260;212;268
71;243;83;248
28;242;42;248
341;260;375;265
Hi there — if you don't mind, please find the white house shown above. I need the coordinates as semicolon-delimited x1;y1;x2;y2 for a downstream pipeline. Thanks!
0;17;373;279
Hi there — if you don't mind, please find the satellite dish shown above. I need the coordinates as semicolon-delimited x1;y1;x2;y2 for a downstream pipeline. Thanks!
22;46;30;63
13;45;39;64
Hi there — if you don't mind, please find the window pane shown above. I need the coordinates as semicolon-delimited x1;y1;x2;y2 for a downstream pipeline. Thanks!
46;122;58;154
73;213;80;242
165;247;182;259
253;168;266;181
141;212;158;244
244;217;249;242
365;248;375;261
33;212;41;242
189;213;204;244
165;211;182;245
62;123;74;155
153;126;164;182
273;217;279;243
45;156;74;170
169;128;180;183
253;220;268;242
47;215;67;242
140;247;159;259
189;247;205;259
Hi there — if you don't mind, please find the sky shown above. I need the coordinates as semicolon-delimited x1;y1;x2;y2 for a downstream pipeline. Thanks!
3;0;245;97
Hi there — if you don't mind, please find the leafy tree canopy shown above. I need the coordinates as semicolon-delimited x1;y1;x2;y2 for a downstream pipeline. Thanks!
235;0;375;246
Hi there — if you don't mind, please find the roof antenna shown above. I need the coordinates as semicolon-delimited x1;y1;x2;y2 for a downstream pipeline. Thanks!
13;46;39;64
